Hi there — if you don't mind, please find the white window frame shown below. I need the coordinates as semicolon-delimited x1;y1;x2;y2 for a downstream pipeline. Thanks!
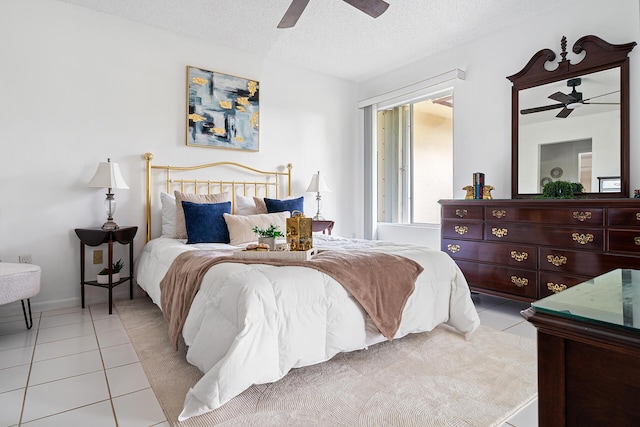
359;70;465;239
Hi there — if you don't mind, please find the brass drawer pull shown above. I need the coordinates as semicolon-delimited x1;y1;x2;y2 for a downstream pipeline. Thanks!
511;276;528;287
635;237;640;246
447;244;461;253
492;209;507;219
636;213;640;221
547;283;567;294
455;209;468;218
547;255;567;266
492;228;508;238
454;225;468;235
510;251;528;262
572;233;594;245
572;211;592;222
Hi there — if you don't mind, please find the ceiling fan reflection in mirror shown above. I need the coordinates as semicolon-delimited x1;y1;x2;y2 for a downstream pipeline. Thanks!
520;78;619;119
278;0;390;28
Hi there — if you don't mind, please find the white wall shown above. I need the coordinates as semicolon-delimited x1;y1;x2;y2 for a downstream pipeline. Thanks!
359;0;640;245
0;0;360;312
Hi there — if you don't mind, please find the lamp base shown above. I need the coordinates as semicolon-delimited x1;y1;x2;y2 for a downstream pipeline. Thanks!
101;220;120;230
312;214;325;221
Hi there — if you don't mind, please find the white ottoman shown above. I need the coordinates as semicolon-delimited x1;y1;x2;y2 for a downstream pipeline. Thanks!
0;263;41;329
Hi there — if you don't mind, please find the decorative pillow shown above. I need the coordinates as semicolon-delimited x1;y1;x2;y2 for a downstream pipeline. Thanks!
174;191;231;239
235;194;258;215
160;192;177;237
264;196;304;215
253;197;268;214
223;211;290;245
182;201;232;244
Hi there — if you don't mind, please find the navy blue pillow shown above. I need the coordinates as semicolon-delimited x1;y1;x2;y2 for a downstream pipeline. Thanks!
181;201;232;244
264;196;304;214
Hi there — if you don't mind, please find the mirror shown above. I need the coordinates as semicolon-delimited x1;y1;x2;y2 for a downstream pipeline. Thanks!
507;35;636;198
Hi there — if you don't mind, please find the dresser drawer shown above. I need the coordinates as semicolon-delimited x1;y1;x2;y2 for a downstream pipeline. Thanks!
485;223;604;250
455;260;537;299
442;239;537;269
538;271;593;298
484;207;604;225
441;205;483;220
608;229;640;254
441;220;483;240
539;247;638;277
608;208;640;227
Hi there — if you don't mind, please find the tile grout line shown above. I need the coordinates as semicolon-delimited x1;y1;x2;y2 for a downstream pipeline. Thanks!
90;305;121;427
17;312;42;427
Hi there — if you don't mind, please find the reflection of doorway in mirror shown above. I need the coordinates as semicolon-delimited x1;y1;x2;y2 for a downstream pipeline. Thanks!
579;152;592;192
539;139;592;191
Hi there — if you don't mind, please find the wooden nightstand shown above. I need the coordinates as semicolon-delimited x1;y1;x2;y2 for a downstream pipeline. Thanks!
312;220;334;235
74;226;137;314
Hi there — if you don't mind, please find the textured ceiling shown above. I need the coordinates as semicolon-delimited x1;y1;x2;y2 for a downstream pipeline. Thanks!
57;0;572;83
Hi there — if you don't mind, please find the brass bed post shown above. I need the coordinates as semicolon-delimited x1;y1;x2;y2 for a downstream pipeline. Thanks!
286;163;292;196
144;153;154;242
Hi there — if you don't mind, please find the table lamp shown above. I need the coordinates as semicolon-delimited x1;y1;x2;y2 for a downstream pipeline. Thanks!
306;171;331;220
87;158;129;230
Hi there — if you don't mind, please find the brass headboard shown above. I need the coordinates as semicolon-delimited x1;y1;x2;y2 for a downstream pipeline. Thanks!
144;153;292;241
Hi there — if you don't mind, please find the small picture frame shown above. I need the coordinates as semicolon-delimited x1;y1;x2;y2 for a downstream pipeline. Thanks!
598;176;621;192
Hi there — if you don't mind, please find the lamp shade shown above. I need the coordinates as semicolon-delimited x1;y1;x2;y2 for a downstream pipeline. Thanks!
87;158;129;190
306;171;331;193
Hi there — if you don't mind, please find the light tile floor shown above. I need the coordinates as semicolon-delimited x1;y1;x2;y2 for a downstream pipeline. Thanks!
0;294;537;427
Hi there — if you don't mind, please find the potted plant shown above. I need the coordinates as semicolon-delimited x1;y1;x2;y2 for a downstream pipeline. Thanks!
252;224;284;250
536;181;584;199
97;259;124;284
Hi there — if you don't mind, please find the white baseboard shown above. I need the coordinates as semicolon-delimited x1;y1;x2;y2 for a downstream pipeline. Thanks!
0;285;147;317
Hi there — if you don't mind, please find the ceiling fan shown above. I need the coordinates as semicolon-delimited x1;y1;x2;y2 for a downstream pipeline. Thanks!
278;0;390;29
520;78;619;118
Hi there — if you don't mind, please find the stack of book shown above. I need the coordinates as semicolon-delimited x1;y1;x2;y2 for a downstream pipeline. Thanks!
473;172;485;199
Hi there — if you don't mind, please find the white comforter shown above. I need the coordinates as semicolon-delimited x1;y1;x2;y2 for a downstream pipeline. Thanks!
136;235;480;420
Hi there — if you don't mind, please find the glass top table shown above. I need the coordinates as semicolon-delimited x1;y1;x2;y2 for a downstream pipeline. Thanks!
532;268;640;333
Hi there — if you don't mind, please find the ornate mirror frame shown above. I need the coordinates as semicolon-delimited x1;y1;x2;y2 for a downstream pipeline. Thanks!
507;35;636;199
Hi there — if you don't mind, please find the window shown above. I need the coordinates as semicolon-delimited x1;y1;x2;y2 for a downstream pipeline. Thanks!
376;91;453;225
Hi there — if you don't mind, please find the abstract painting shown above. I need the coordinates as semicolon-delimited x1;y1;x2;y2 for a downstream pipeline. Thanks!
186;66;259;151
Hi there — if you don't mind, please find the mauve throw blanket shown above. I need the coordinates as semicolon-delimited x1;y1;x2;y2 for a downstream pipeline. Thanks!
160;250;424;349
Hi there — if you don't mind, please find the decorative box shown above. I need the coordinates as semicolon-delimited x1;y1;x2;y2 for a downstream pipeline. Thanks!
286;211;313;251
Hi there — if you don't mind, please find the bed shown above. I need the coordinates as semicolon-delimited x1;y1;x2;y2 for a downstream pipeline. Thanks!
136;153;481;421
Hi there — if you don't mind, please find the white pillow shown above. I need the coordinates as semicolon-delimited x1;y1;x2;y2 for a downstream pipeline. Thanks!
223;212;290;245
160;192;177;238
174;191;232;239
235;194;258;215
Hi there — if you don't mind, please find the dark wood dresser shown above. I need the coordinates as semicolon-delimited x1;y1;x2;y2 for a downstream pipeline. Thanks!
439;199;640;301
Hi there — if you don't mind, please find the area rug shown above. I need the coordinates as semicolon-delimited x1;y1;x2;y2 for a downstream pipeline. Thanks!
115;296;537;426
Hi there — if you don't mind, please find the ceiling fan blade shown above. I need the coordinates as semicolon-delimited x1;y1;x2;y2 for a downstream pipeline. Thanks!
342;0;390;18
582;102;620;105
277;0;310;28
556;108;573;118
520;103;565;115
582;90;620;102
548;91;576;104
